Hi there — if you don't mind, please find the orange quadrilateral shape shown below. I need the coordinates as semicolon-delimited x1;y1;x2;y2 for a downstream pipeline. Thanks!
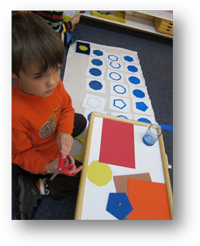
128;179;171;220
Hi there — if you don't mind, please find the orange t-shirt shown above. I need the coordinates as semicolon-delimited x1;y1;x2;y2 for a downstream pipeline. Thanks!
12;79;75;174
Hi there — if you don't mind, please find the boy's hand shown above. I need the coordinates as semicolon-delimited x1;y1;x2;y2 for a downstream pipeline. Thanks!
64;155;83;175
71;14;81;26
57;131;74;158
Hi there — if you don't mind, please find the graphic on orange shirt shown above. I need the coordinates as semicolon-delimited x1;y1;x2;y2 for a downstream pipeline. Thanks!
40;107;62;137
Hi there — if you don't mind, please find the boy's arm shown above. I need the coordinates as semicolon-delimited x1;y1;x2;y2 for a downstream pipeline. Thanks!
57;80;75;134
12;128;50;174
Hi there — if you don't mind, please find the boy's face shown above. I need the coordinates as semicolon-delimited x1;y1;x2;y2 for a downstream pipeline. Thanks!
13;63;62;97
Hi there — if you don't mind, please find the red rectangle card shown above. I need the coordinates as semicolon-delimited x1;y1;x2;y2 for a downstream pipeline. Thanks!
99;118;135;169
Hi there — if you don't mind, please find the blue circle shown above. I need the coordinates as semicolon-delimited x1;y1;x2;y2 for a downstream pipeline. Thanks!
109;72;121;81
89;68;102;77
108;55;118;61
127;65;138;73
89;80;103;90
128;76;140;85
110;62;121;69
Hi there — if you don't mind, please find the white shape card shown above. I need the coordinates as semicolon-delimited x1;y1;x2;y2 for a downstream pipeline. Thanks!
85;65;105;80
90;47;106;59
111;111;133;120
125;73;146;87
129;85;149;101
133;113;156;125
124;62;142;75
120;53;139;64
110;95;131;114
132;98;154;116
88;56;106;69
106;69;125;83
86;77;106;94
106;52;121;62
82;93;106;111
110;81;129;98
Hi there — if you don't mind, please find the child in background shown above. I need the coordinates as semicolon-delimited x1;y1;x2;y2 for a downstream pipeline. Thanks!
12;12;86;219
31;11;81;45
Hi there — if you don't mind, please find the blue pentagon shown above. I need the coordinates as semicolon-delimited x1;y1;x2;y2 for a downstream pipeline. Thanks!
89;68;102;77
91;59;103;66
136;102;148;112
113;99;126;109
93;49;103;56
89;80;103;90
127;65;138;73
138;118;151;124
124;55;134;62
132;89;145;98
106;193;133;220
128;76;140;85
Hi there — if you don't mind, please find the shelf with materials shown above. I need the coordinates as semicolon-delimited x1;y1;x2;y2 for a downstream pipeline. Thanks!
81;11;173;39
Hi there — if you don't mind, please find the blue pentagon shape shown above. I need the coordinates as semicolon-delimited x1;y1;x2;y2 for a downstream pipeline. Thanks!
106;193;133;220
124;55;134;62
136;102;148;112
113;99;126;109
91;59;103;66
132;89;145;98
93;49;103;56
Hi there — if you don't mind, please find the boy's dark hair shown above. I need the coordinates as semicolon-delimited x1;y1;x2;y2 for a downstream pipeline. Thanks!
12;13;65;77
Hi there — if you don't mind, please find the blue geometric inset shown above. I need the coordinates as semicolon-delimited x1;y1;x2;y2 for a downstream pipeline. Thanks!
109;72;121;81
108;54;118;61
113;85;126;94
91;59;103;66
110;62;121;69
127;65;138;73
89;68;102;77
128;76;140;85
117;115;128;119
124;55;134;62
87;113;91;121
132;89;145;98
138;118;151;124
106;193;133;220
113;99;126;109
136;102;148;112
89;80;103;91
93;49;103;56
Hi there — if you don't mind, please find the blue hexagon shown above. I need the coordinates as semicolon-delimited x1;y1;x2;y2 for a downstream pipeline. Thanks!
136;102;148;112
132;89;145;98
113;99;126;109
93;49;103;56
124;55;134;62
91;59;103;66
106;193;133;220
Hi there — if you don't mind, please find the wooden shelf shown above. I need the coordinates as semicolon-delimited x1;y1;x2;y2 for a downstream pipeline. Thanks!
81;11;173;39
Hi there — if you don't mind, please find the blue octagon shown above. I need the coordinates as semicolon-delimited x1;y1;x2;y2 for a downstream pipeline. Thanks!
91;59;103;66
113;85;126;94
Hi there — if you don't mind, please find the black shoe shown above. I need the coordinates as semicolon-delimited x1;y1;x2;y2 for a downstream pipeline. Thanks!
17;175;42;220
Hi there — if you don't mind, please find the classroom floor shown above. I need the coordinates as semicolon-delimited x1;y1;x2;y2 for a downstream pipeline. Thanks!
12;16;173;220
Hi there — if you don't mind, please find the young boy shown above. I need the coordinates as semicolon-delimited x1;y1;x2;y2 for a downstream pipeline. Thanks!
12;13;86;219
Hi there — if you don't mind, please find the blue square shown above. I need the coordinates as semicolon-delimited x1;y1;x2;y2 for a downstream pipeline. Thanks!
106;193;133;220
